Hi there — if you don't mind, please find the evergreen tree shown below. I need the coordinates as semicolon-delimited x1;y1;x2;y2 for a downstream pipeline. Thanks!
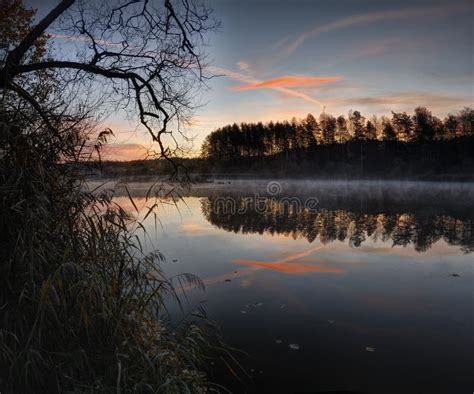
336;115;349;143
365;120;377;140
381;117;397;141
302;114;319;148
444;114;459;139
392;111;413;141
322;114;337;144
349;110;365;140
459;107;474;136
413;106;435;141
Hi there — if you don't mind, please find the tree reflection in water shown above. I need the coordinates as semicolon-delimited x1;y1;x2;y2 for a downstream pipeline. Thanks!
201;196;473;253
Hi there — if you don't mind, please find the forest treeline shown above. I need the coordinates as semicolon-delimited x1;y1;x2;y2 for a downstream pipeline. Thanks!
201;106;473;160
196;106;474;178
96;106;474;180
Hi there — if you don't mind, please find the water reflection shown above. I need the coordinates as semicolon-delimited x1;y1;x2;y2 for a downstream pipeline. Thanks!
233;246;345;274
109;187;473;393
202;197;473;253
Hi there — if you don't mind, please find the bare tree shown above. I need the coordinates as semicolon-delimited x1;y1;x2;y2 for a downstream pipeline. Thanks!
1;0;218;175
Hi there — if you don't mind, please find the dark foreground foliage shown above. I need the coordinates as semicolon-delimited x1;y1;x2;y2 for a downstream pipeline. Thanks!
0;121;235;393
1;0;238;392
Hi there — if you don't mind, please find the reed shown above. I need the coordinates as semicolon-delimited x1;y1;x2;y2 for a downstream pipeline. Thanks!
0;120;233;392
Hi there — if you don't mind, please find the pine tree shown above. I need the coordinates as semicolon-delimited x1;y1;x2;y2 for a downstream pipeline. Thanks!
391;111;413;141
335;115;349;143
365;120;377;140
349;110;365;140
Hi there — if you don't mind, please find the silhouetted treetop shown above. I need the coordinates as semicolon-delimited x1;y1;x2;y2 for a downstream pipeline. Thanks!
201;106;473;162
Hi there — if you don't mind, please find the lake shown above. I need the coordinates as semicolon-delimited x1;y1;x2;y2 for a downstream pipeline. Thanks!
109;180;473;393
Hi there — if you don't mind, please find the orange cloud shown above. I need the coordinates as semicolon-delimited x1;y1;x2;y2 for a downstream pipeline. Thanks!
208;65;327;108
234;259;343;274
232;75;342;91
275;246;324;263
233;245;343;275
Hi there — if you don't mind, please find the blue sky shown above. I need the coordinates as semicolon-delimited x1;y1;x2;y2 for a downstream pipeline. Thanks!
204;1;472;113
185;0;474;156
27;0;474;158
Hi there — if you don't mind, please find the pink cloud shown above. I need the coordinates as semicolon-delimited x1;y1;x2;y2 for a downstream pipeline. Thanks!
233;259;343;274
232;245;343;275
237;61;250;71
179;223;213;235
208;65;328;107
231;75;342;91
101;143;149;161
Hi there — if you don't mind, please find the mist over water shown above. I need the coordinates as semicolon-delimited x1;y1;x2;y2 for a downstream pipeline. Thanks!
109;180;474;393
103;178;474;202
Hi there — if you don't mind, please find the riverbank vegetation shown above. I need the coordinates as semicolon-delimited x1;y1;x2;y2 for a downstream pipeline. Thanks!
0;0;235;392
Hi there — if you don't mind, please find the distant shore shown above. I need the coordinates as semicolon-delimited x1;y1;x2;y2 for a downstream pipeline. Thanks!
86;177;474;205
86;171;474;184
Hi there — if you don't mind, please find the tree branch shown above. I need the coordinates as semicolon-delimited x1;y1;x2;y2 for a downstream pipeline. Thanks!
6;0;75;66
6;81;57;134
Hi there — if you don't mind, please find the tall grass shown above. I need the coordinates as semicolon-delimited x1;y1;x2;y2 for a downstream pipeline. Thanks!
0;119;234;392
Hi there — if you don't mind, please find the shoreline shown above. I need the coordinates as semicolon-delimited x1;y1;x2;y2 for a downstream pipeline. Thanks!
85;178;474;209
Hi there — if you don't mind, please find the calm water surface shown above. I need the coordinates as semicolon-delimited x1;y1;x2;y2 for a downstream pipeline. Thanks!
113;181;473;393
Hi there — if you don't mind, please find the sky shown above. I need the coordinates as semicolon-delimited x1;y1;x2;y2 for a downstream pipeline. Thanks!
27;0;474;159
